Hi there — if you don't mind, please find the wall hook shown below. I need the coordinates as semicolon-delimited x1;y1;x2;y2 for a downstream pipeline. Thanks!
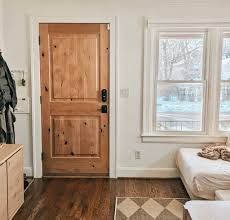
21;71;26;86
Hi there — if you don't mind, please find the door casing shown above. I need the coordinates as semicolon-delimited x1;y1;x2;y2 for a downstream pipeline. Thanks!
30;16;118;178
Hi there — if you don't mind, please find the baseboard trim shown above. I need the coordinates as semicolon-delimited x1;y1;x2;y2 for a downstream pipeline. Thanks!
23;167;178;178
118;167;179;178
24;167;33;177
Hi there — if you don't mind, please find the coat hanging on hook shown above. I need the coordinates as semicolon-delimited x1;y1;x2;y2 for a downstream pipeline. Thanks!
0;53;17;144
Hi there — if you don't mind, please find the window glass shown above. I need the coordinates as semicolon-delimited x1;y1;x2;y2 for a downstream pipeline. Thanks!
156;83;203;131
221;38;230;80
155;33;206;132
219;82;230;131
158;36;204;80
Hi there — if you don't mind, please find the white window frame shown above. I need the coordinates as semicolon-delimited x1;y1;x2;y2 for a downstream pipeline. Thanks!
142;19;230;143
216;31;230;133
154;32;207;135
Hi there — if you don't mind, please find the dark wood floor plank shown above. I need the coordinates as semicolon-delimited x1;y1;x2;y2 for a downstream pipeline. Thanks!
13;178;188;220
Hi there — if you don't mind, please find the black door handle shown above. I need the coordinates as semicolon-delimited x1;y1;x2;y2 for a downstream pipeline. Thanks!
98;105;108;113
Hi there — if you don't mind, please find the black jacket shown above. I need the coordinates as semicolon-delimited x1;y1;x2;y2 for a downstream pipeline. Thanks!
0;54;17;110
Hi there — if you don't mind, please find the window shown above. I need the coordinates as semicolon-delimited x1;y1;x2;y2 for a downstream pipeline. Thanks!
143;21;230;141
218;34;230;131
156;33;206;132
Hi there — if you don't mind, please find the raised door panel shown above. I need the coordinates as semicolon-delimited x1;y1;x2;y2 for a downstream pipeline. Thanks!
50;34;99;100
53;116;99;156
7;150;24;219
0;162;7;220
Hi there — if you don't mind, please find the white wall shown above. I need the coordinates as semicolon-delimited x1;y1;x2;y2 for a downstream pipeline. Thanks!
3;0;230;177
0;0;4;51
14;115;32;176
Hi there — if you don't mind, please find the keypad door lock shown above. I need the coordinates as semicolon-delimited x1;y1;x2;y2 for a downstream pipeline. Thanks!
101;89;107;102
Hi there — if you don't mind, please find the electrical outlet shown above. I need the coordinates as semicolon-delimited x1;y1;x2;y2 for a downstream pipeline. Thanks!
135;151;141;159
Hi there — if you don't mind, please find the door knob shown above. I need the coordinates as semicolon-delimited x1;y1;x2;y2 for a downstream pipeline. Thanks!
98;105;108;113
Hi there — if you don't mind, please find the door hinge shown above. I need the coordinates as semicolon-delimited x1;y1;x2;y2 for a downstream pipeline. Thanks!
41;152;44;160
107;24;110;31
39;35;41;45
40;96;42;104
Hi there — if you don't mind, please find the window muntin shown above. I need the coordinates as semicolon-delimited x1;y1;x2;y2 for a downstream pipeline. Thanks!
155;33;206;132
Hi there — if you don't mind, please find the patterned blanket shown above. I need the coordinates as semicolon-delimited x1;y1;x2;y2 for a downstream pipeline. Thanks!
198;145;230;162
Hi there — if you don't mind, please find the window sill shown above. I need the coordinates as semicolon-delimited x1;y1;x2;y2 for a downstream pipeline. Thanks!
141;134;227;144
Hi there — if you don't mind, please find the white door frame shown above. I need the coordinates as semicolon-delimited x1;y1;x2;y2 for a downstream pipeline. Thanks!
30;16;118;178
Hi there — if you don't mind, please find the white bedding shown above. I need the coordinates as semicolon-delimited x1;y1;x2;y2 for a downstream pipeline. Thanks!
177;148;230;200
184;201;230;220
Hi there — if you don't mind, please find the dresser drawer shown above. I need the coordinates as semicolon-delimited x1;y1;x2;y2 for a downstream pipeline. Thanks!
7;149;24;219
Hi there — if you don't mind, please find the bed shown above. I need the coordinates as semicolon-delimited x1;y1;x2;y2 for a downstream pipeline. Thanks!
177;148;230;200
183;201;230;220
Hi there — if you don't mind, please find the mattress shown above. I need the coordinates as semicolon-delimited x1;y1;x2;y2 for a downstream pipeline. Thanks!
177;148;230;200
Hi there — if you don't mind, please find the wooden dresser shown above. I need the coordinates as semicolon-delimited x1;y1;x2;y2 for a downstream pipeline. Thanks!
0;144;24;220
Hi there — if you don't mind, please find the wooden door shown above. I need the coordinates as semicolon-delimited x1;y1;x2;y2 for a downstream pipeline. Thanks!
39;24;109;176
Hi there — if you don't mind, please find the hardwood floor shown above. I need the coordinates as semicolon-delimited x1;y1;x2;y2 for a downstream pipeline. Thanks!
13;178;188;220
